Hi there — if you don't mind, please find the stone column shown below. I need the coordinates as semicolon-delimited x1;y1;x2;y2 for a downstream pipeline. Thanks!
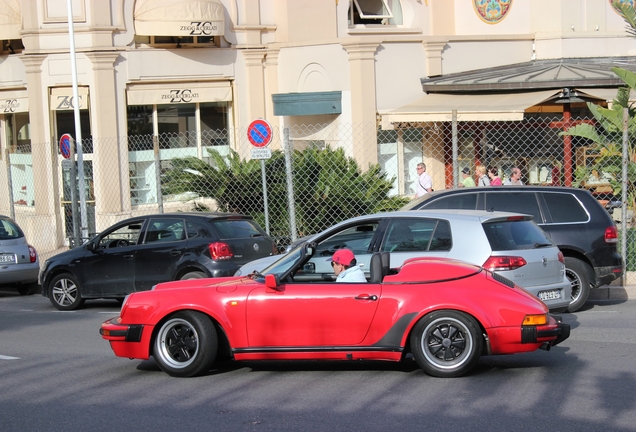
240;49;267;157
263;48;280;148
342;41;380;169
20;54;61;250
84;51;127;229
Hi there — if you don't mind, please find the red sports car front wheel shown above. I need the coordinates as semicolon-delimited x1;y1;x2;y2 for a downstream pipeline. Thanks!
411;311;483;378
153;311;218;377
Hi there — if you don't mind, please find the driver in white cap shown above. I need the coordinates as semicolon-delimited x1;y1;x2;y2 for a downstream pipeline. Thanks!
330;248;366;283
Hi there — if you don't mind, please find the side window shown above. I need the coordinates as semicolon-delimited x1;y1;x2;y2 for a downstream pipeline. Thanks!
542;193;589;223
484;192;542;222
421;194;478;210
185;221;199;239
429;220;452;251
145;218;184;244
99;221;143;248
315;223;379;256
382;218;446;252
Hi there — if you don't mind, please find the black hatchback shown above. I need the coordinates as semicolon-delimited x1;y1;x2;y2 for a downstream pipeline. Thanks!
40;213;277;310
403;186;623;312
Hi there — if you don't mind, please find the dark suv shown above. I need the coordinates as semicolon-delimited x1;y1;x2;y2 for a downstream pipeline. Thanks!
402;186;623;312
40;213;277;310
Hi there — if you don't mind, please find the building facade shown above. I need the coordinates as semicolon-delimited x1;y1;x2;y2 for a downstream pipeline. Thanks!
0;0;635;252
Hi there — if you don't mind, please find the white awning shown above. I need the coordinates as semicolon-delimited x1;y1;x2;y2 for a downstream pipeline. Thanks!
127;81;232;105
134;0;225;37
0;89;28;113
381;89;561;127
0;0;21;40
576;88;622;102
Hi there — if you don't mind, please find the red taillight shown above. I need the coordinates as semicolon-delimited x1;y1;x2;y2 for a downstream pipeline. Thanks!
209;242;233;260
28;245;37;263
483;256;527;271
558;251;564;264
605;226;618;243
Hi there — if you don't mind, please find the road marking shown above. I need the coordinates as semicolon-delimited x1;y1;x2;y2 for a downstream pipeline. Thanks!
0;355;20;360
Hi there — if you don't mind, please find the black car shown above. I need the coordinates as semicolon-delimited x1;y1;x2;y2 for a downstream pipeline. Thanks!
402;186;623;312
40;213;277;310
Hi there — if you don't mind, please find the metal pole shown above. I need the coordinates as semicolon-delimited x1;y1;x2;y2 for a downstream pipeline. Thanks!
621;107;629;285
452;110;458;188
5;148;15;221
283;128;297;242
153;134;163;213
66;0;88;241
69;137;80;245
260;159;270;234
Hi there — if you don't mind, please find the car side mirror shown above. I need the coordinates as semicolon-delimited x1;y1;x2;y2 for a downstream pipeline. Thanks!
265;274;280;290
303;262;316;274
86;241;96;252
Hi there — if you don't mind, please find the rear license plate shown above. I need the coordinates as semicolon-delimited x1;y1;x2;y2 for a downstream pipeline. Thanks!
0;253;16;263
538;289;561;301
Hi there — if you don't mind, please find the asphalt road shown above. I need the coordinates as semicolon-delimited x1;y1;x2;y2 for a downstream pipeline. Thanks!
1;289;636;432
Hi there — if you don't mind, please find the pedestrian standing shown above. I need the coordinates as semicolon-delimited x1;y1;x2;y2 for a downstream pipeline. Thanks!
415;163;433;197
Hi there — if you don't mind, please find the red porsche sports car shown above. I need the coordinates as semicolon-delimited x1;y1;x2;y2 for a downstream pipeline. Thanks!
100;243;570;378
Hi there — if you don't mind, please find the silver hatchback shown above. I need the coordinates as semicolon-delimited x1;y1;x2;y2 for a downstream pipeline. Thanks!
237;210;571;311
0;215;40;295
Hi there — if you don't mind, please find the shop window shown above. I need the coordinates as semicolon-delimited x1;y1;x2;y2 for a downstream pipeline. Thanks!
134;35;218;47
5;113;33;207
126;101;230;205
349;0;402;25
1;39;24;54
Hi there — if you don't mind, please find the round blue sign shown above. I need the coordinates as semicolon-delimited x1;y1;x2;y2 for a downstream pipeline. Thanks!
59;133;73;159
247;119;272;148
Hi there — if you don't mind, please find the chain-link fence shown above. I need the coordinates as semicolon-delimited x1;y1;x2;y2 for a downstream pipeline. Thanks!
2;114;635;284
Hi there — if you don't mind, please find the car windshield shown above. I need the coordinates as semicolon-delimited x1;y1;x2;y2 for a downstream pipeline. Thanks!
0;219;23;240
260;244;305;276
483;220;554;251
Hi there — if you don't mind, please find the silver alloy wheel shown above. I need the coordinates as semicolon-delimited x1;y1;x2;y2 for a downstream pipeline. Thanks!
566;267;582;304
52;277;79;307
156;318;200;369
420;317;474;370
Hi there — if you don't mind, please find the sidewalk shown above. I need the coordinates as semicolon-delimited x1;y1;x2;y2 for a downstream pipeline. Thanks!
589;280;636;301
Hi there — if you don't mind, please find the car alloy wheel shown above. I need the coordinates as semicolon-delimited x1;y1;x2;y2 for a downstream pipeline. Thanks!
153;311;218;377
411;311;482;378
49;273;85;311
565;257;591;313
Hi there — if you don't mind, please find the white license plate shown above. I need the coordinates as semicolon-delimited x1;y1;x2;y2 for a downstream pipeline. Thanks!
539;289;561;301
0;253;16;263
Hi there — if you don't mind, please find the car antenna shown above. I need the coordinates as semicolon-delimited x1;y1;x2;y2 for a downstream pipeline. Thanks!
488;207;494;212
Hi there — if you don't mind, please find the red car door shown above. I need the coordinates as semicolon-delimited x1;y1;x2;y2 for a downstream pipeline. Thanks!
246;282;381;347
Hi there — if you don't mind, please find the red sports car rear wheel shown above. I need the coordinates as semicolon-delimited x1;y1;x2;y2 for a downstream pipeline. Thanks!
153;311;218;377
411;311;483;378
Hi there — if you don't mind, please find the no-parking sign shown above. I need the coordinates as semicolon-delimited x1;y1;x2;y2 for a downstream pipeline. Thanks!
247;119;272;148
59;133;73;159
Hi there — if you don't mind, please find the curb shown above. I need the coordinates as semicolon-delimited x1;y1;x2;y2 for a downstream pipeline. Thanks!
588;285;636;301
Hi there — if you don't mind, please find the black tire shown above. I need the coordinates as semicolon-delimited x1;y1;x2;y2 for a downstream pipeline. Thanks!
48;273;85;311
410;310;483;378
153;311;218;377
180;271;206;280
17;282;39;296
565;257;592;313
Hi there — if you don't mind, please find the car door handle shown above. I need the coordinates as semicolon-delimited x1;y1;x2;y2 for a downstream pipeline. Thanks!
170;250;182;256
355;294;378;301
123;255;134;260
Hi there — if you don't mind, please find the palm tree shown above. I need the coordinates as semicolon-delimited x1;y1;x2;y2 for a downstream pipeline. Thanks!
562;2;636;215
